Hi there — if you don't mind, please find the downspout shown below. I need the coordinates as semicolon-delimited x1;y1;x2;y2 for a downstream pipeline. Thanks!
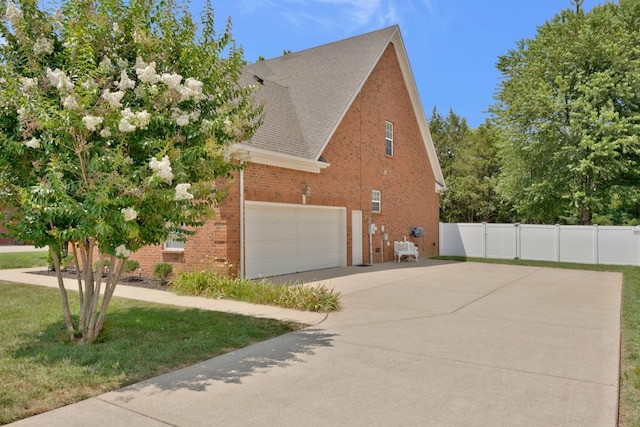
239;169;245;278
368;216;373;265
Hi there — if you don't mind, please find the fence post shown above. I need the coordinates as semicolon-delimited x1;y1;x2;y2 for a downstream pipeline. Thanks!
482;222;487;259
555;224;561;262
636;226;640;266
593;224;599;265
515;223;520;259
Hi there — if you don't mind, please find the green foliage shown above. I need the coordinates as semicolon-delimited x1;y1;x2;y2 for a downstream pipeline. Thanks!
46;250;54;271
492;0;640;225
93;258;110;272
173;270;342;313
124;259;140;273
153;262;173;281
0;0;262;343
0;282;299;424
61;254;75;270
430;108;512;223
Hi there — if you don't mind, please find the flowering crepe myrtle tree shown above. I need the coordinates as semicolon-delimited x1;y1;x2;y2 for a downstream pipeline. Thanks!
0;0;262;344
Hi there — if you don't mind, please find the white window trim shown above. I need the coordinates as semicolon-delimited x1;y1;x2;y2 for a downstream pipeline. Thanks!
163;239;184;251
385;121;393;157
372;190;381;213
164;225;186;251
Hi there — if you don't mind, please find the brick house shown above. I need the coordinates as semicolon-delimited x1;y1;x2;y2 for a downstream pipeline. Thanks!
132;25;445;279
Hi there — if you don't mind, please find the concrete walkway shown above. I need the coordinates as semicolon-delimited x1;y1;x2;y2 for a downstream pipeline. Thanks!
3;259;622;426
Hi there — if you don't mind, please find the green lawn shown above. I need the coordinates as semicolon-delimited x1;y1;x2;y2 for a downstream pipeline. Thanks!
436;256;640;427
0;250;48;269
0;282;301;424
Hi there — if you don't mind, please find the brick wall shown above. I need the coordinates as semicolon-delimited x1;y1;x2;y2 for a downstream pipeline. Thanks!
129;42;440;276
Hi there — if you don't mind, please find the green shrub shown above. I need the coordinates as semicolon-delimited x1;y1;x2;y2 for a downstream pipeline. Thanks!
153;263;173;283
173;271;341;313
61;254;75;270
46;251;55;271
124;259;140;273
93;259;110;273
47;250;71;271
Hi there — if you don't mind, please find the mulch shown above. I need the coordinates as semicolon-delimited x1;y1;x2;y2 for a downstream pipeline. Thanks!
31;269;173;291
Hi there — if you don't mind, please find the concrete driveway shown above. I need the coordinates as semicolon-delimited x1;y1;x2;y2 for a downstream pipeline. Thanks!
8;260;621;426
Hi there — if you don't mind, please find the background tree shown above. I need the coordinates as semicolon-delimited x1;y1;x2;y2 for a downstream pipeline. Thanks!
492;0;640;225
0;0;261;344
431;108;508;222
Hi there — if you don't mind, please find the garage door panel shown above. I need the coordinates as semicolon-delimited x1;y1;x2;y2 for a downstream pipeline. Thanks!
297;227;340;240
246;224;297;242
246;241;298;258
245;203;344;279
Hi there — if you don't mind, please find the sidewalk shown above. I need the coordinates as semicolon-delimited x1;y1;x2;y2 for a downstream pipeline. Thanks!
0;266;327;325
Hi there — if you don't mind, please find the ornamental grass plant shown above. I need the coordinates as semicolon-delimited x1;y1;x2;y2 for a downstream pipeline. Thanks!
172;270;341;313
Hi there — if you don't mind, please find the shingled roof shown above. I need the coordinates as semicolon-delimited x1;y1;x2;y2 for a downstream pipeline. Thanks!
237;25;446;191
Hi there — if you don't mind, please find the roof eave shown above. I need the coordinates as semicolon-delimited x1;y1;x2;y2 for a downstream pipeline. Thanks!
232;144;330;174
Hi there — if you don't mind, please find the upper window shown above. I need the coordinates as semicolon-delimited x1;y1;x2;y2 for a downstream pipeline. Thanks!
385;121;393;157
372;190;381;213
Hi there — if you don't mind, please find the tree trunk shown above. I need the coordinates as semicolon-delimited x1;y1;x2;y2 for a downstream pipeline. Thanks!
53;240;123;345
579;205;592;225
50;248;77;342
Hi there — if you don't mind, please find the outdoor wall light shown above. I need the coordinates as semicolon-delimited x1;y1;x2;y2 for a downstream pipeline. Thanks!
302;183;311;197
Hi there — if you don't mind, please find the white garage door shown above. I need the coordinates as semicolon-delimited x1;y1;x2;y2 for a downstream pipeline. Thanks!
245;202;346;279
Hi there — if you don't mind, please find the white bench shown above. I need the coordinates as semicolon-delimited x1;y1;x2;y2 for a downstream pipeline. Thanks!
394;241;419;263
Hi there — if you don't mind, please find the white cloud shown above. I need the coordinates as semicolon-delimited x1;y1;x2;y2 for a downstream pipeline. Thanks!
235;0;435;38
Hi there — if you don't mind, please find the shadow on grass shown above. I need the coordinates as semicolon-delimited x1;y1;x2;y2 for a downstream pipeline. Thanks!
9;302;322;388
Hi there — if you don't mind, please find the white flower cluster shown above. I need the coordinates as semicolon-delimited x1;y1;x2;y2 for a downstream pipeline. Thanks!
5;0;22;26
33;38;54;56
149;156;173;184
102;89;125;109
137;63;204;102
115;244;130;258
118;71;136;91
46;68;74;92
136;61;161;84
119;108;151;133
161;73;182;90
99;56;114;72
82;115;103;132
100;127;111;138
63;95;79;110
16;107;27;121
172;109;190;127
179;77;204;102
174;183;193;201
19;77;37;90
121;207;138;221
223;117;244;140
25;137;40;149
201;119;213;133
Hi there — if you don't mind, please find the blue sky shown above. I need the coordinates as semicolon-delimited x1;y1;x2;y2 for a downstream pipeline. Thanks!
193;0;609;128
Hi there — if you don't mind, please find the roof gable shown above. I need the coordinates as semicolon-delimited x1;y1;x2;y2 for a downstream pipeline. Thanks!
238;25;445;191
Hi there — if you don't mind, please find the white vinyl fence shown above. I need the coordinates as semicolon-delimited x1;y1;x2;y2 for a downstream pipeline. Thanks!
439;223;640;266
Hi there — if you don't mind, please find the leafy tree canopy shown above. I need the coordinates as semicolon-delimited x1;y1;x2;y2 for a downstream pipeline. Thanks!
431;107;510;223
492;0;640;225
0;0;262;343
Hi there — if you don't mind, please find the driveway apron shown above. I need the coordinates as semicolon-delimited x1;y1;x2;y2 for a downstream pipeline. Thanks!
8;261;621;427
